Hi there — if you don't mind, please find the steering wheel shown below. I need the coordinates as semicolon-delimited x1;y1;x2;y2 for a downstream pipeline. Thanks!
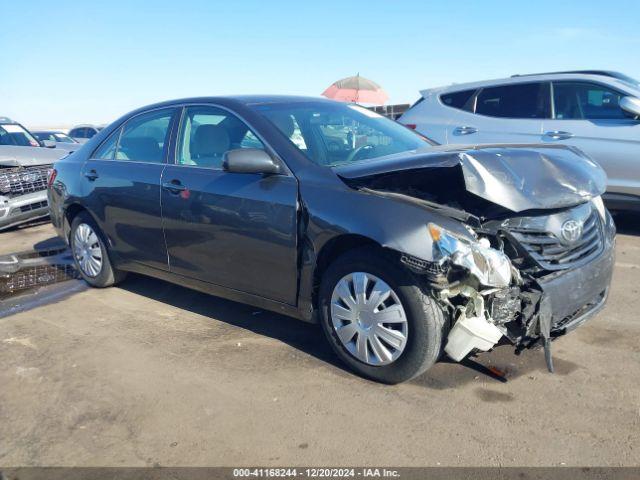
345;144;374;163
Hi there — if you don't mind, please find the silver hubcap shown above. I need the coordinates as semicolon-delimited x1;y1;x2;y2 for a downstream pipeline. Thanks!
73;223;103;278
330;272;408;366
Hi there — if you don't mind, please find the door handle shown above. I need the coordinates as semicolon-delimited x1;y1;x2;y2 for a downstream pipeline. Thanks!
453;126;478;135
84;169;99;181
162;180;187;194
544;130;573;140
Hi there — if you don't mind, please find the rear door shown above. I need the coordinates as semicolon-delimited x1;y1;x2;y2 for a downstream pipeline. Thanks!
543;81;640;198
82;107;178;271
447;82;549;144
161;105;299;304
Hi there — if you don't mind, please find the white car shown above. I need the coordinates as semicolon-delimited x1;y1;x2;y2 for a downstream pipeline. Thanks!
399;70;640;211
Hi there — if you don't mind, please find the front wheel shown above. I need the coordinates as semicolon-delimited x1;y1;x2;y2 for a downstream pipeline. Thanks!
70;212;126;288
319;246;446;384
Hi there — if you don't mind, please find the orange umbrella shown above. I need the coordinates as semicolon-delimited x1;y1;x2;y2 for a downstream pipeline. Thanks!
321;74;389;105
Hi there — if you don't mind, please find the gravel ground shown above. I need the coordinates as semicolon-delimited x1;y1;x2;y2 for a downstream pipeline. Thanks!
0;217;638;467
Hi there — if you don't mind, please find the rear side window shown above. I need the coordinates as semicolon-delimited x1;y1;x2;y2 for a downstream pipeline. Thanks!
440;89;476;112
553;82;627;120
476;82;550;118
115;109;175;163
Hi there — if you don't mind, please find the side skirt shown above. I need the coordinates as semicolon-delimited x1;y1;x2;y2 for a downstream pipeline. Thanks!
119;261;306;321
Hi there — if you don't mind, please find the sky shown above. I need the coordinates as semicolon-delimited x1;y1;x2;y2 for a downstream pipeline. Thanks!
2;0;640;127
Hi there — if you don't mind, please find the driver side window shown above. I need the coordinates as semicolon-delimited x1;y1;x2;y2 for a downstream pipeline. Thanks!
553;82;627;120
177;106;265;169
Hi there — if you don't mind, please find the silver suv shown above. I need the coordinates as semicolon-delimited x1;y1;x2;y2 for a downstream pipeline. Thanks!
0;118;71;230
399;71;640;211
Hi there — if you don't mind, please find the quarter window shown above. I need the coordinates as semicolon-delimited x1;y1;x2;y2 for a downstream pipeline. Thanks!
440;89;476;112
476;83;550;118
177;106;265;169
115;109;175;163
93;129;120;160
553;82;627;120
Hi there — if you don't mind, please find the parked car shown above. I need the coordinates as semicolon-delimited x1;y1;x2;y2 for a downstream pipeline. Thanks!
1;117;71;230
32;130;82;151
68;124;104;143
399;70;640;212
48;96;615;383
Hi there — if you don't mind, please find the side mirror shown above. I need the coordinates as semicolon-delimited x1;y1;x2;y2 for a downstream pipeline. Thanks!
223;148;282;175
42;139;56;148
620;96;640;118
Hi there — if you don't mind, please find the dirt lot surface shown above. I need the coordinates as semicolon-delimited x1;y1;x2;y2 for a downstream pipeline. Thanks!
0;217;639;467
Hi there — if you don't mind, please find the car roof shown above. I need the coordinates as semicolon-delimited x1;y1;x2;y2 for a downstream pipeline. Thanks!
420;71;639;97
125;95;334;112
104;95;339;123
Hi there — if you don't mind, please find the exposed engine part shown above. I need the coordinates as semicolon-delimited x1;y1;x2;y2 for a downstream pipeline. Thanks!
489;287;522;325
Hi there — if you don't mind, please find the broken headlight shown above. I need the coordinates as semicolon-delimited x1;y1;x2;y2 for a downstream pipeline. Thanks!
428;223;512;288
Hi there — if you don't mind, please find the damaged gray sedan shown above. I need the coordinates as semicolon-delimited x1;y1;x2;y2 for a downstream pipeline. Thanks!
48;96;615;383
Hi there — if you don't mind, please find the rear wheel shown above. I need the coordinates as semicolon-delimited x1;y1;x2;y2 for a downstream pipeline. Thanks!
70;212;126;287
319;246;446;384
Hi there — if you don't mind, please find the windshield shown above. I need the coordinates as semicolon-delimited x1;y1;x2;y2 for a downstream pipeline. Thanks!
54;133;77;143
0;124;40;147
252;101;433;166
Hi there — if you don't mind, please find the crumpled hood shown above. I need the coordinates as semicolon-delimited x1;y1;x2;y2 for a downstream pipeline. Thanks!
0;145;71;167
335;144;607;213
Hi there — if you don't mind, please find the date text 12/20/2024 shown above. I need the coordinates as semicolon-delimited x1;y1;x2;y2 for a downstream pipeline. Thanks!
233;468;400;478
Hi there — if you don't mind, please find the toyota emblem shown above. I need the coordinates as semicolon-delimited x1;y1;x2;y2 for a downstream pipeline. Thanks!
561;219;583;243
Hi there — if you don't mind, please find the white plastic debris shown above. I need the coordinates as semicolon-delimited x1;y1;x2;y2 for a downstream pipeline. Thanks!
444;294;504;362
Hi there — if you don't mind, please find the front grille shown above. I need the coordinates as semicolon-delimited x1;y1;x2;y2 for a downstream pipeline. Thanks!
509;209;603;271
19;200;48;213
0;165;51;198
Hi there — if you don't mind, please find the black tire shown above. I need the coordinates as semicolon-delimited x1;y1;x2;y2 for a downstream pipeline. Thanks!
69;211;126;288
319;246;446;384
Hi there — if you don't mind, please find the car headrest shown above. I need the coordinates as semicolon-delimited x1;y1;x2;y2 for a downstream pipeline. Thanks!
270;113;296;138
120;136;162;162
192;124;230;157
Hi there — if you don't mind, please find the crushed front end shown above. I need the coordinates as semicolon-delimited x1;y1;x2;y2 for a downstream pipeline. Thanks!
337;143;615;371
408;197;615;371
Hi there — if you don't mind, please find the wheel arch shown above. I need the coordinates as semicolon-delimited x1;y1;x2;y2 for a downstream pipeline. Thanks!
63;203;100;243
307;233;388;318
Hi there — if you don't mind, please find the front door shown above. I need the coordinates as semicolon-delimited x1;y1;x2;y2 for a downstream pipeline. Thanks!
161;105;299;305
82;107;178;271
543;81;640;199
